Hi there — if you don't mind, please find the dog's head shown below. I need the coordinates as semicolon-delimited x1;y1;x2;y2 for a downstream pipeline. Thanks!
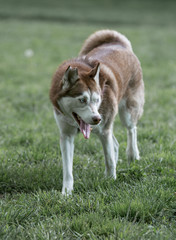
58;63;102;139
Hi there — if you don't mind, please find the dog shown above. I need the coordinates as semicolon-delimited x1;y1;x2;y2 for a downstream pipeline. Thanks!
50;30;144;194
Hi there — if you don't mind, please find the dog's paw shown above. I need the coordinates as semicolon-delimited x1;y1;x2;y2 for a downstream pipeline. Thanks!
104;169;117;179
126;148;140;161
127;152;140;162
62;187;73;196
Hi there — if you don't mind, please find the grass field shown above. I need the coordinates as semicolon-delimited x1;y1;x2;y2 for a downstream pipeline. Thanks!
0;0;176;239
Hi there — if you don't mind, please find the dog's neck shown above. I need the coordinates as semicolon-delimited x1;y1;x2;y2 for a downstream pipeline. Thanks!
54;106;64;115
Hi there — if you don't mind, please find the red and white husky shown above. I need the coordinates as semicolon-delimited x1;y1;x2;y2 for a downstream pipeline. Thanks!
50;30;144;194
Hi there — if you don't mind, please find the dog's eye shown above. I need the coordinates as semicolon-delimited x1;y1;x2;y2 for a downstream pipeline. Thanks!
79;98;87;104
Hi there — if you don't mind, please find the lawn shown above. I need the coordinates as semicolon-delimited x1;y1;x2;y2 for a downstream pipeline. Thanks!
0;0;176;239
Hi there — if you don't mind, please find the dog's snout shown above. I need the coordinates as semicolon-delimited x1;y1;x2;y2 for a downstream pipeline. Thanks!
92;115;101;124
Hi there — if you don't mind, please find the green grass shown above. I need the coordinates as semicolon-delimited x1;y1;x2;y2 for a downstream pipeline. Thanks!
0;0;176;239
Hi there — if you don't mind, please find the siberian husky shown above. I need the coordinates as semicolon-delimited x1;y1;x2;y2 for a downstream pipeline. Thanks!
50;30;144;194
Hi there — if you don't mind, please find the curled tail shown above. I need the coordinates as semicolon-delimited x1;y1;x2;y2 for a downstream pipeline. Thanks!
79;29;133;56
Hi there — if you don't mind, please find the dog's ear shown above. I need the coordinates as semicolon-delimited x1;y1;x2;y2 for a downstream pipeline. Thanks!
62;66;79;89
89;62;100;86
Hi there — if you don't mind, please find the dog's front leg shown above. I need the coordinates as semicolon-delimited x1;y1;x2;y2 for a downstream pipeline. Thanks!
98;130;116;179
54;111;76;195
60;134;75;195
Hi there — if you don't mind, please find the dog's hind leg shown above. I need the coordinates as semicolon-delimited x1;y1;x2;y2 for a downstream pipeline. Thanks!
113;134;119;164
118;95;144;161
98;129;116;179
126;126;140;161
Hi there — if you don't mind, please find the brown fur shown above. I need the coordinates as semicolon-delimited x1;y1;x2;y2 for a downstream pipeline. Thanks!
50;30;144;126
79;29;132;55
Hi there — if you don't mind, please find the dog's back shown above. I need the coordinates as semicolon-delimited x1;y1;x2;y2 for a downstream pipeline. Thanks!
79;30;133;56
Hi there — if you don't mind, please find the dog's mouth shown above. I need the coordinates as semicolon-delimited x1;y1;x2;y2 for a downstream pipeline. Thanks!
72;112;91;139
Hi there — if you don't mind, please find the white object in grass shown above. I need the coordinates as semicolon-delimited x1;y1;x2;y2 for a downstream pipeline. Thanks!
24;49;34;58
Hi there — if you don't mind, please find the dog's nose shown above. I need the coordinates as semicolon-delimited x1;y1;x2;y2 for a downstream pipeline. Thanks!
92;115;101;124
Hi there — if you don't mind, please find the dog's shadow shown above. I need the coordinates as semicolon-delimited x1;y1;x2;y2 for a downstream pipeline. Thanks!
0;133;143;195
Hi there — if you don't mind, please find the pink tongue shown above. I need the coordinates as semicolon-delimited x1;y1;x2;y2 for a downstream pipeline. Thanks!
80;119;91;139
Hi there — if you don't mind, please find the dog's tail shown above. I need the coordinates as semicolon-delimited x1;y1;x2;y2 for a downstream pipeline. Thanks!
79;29;133;56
